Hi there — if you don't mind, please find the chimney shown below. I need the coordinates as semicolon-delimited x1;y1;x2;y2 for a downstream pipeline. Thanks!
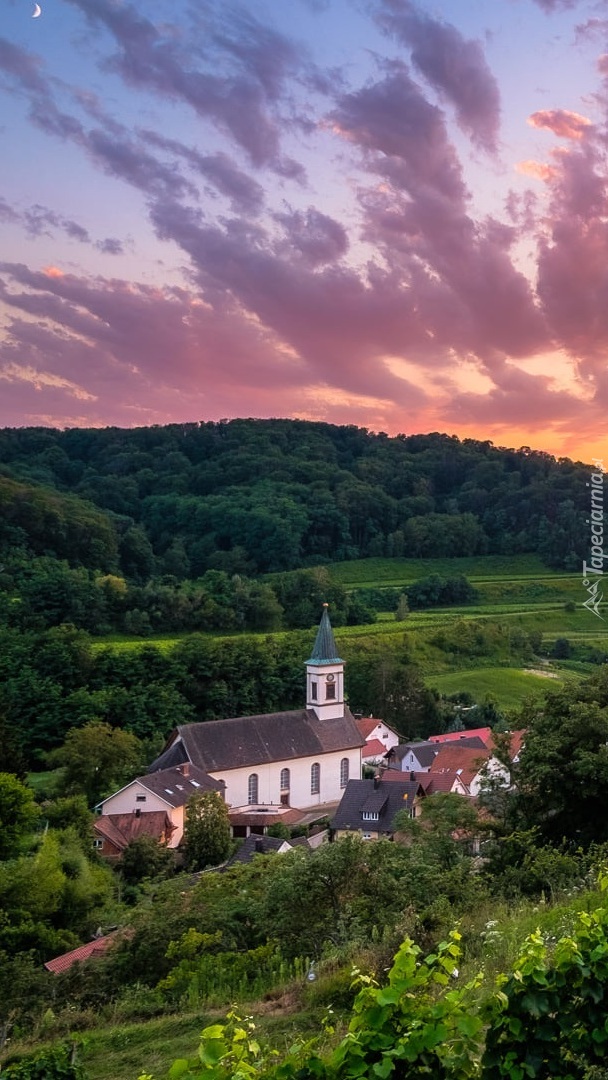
179;762;190;777
373;773;380;790
410;771;416;782
135;808;141;817
254;838;264;853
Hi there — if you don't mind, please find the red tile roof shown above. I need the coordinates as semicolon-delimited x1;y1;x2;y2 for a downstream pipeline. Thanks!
356;718;379;739
429;727;492;746
44;932;120;975
429;744;490;787
424;773;464;794
361;738;387;759
488;729;526;761
228;807;302;827
94;811;175;852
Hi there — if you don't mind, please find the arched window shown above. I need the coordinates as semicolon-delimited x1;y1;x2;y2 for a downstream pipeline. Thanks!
248;773;258;804
340;757;349;788
311;762;320;795
280;767;290;791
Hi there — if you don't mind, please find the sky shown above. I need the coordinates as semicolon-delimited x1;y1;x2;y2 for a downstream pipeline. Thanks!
1;0;608;461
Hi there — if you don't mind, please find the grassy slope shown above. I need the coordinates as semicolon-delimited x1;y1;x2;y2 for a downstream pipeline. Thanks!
426;666;581;708
326;553;571;587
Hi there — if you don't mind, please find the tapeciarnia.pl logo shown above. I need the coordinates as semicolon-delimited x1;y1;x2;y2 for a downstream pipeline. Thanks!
582;458;605;619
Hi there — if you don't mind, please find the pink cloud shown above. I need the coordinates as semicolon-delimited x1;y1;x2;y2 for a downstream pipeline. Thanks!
528;109;592;139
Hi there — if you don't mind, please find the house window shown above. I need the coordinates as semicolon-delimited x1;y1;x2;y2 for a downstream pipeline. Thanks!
310;682;318;700
248;773;259;804
362;811;379;821
340;758;349;788
136;795;146;802
311;762;320;795
93;839;103;849
280;768;290;792
325;677;336;700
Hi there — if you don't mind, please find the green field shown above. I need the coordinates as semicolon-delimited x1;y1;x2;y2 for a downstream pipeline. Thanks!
326;553;573;588
425;666;580;709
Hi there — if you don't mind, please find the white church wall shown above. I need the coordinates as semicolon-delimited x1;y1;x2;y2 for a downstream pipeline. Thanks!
210;747;361;809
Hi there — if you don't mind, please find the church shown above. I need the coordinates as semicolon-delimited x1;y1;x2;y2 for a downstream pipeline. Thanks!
97;607;364;845
147;605;364;809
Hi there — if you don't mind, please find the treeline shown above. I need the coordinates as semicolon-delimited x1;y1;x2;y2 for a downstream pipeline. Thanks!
0;561;371;636
0;420;591;576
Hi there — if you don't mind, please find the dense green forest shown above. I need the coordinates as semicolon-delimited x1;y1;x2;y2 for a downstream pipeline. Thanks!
0;420;590;581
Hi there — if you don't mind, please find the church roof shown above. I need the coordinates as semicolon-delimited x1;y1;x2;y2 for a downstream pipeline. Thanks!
306;605;343;665
149;707;364;775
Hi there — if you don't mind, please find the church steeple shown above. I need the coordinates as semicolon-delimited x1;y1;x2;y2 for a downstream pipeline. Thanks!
305;605;345;720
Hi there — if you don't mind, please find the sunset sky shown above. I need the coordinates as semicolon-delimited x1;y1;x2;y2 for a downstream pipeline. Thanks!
1;0;608;461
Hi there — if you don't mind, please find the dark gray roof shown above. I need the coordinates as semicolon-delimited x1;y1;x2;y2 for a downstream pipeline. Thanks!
331;778;423;835
140;764;224;806
391;742;439;768
149;706;364;774
362;791;388;815
225;834;290;866
306;606;343;665
390;736;486;768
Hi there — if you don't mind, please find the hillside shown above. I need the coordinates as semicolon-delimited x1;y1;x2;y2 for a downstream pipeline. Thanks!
0;420;593;576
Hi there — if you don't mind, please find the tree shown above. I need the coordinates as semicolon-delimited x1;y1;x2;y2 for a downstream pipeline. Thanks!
40;794;93;846
47;721;144;805
396;593;410;620
395;792;483;871
120;834;175;886
182;792;231;870
515;669;608;844
0;773;39;860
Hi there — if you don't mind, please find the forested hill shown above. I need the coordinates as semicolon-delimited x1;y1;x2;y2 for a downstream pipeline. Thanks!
0;419;589;577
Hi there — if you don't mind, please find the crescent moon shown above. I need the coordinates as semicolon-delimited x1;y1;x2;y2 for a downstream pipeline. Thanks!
32;3;42;16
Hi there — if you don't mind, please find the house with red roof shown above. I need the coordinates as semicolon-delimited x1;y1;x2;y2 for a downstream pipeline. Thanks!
428;742;500;797
355;717;400;752
93;809;176;860
361;737;389;766
429;727;493;746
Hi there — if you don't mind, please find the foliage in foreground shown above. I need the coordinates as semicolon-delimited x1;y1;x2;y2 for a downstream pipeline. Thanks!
2;1042;85;1079
138;876;608;1080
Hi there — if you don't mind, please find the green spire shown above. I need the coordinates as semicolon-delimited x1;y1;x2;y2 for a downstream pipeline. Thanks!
306;605;343;665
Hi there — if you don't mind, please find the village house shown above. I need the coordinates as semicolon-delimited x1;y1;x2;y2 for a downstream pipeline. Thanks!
331;775;425;840
356;716;400;750
96;763;223;848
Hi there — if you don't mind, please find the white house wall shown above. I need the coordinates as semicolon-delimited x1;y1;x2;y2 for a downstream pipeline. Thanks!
210;748;361;809
100;781;185;846
399;750;433;772
367;722;399;751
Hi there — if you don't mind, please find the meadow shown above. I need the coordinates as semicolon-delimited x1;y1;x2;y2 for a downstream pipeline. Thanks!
425;666;579;709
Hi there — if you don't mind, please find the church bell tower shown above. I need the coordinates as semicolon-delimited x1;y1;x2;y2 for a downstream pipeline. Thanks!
305;604;345;720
